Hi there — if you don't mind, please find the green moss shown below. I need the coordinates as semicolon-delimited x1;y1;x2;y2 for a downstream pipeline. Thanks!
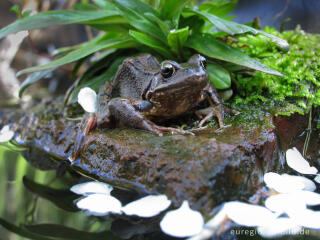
232;26;320;115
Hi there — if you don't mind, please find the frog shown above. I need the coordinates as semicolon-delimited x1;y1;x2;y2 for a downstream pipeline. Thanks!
70;54;238;160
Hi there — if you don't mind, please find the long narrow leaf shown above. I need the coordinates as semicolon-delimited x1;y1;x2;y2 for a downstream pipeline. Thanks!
161;0;190;19
19;69;55;97
187;33;282;76
129;30;173;58
18;34;137;74
0;10;120;39
0;218;56;240
186;9;289;50
25;224;120;240
113;0;167;42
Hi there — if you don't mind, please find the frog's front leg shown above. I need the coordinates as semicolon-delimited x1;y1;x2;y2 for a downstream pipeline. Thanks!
107;98;185;136
197;85;239;128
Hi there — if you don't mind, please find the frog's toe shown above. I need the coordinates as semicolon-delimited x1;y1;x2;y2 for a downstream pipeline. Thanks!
154;125;186;135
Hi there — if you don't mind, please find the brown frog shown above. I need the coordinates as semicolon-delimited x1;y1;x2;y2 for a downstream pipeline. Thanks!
95;54;238;135
71;54;238;159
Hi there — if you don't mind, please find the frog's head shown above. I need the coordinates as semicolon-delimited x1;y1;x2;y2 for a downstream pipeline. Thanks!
144;54;209;116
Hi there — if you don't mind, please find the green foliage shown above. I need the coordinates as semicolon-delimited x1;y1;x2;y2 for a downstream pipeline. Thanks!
232;26;320;115
0;0;287;98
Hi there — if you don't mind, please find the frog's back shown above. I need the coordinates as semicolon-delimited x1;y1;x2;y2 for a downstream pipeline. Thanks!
111;54;160;99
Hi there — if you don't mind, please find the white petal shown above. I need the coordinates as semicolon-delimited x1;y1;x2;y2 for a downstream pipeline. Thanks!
78;87;97;113
70;181;113;196
289;209;320;229
286;147;318;174
257;217;302;238
314;174;320;184
122;195;171;218
264;172;315;193
265;194;306;214
0;125;14;142
290;191;320;206
224;201;276;227
281;174;316;192
160;201;204;238
76;193;122;216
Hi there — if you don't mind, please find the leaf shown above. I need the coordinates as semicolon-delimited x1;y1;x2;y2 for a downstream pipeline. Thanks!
112;0;167;42
187;33;282;76
19;69;55;97
186;9;289;50
129;30;173;58
23;176;79;212
73;3;99;11
25;224;120;240
18;33;137;74
161;0;191;19
0;10;120;39
0;218;56;240
167;27;189;54
92;0;118;10
199;0;237;17
206;63;231;89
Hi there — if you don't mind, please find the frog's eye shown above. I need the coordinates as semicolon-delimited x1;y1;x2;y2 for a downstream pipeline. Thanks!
161;63;174;78
199;56;207;69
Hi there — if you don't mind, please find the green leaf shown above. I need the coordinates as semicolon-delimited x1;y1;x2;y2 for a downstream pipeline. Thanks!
187;33;282;76
199;0;237;17
0;218;56;240
18;33;137;74
25;224;120;240
112;0;167;42
186;9;289;50
206;63;231;89
0;10;120;39
167;27;189;54
23;176;79;212
19;69;54;97
92;0;118;10
161;0;190;19
73;3;99;11
129;30;173;58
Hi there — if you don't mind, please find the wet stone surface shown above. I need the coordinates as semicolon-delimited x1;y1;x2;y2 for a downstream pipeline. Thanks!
1;98;317;220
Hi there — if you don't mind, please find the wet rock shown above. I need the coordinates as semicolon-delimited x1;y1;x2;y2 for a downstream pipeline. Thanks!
1;98;317;219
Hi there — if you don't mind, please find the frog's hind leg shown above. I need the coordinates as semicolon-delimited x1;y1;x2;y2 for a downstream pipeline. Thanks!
108;98;185;136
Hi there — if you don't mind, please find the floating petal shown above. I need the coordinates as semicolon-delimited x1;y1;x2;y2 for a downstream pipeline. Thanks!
70;181;113;196
122;195;171;218
160;201;204;238
76;193;122;216
224;201;276;227
264;172;315;193
257;217;302;238
0;125;14;142
265;193;306;214
78;87;97;113
288;209;320;229
286;148;318;174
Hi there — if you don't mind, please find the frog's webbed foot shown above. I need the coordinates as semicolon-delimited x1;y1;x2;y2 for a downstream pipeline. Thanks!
151;124;188;136
196;105;239;128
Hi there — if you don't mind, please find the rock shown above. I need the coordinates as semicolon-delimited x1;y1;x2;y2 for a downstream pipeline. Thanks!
2;98;316;219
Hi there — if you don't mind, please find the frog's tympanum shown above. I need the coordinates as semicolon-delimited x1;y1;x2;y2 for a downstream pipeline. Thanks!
71;54;238;159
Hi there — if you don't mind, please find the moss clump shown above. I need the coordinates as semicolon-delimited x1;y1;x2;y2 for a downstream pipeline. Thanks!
232;26;320;115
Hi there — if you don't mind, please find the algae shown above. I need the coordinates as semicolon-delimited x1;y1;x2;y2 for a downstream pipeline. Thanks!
231;26;320;115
